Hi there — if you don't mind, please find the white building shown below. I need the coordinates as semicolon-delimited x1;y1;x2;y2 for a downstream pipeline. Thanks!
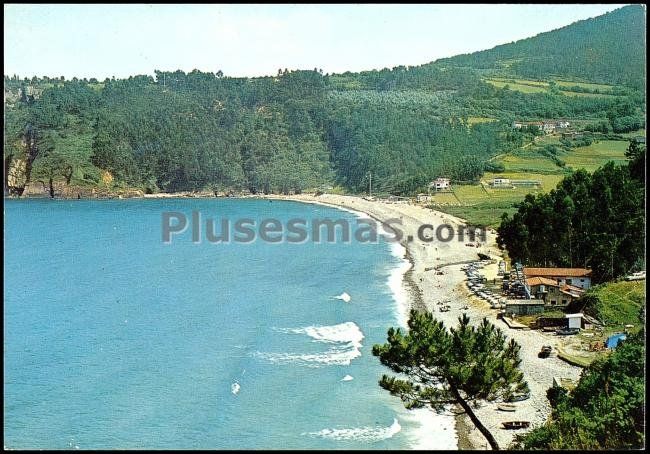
566;313;584;330
429;178;451;192
556;120;570;129
492;178;511;187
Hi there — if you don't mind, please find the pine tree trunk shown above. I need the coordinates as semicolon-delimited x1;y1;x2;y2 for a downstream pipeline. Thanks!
450;384;500;450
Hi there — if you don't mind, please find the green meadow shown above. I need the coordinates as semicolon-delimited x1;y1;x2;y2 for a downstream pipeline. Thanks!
431;135;633;227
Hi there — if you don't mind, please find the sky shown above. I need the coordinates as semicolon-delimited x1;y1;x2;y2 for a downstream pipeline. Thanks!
4;4;627;79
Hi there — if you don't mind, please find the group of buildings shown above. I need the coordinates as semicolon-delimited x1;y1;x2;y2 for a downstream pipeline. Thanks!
415;177;452;203
503;266;592;317
512;119;571;134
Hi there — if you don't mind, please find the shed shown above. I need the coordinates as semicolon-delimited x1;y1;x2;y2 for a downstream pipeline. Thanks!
504;299;545;316
565;313;584;330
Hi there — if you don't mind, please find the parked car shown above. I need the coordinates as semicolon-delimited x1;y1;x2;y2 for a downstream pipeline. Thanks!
538;346;552;358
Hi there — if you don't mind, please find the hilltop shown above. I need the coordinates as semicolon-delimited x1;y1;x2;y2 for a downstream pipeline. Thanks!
435;5;646;87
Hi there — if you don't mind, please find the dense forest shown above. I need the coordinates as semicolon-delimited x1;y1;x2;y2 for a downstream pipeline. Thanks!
3;5;646;196
438;4;646;88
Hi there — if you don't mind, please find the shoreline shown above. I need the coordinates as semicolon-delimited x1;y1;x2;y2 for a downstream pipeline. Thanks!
253;193;583;451
8;192;583;449
4;191;484;449
260;193;478;449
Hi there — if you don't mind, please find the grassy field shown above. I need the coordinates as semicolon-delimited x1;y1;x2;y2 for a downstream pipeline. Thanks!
583;280;646;330
485;79;548;93
467;116;497;125
430;201;518;228
560;90;615;98
563;140;629;172
534;135;562;146
427;192;459;205
487;78;549;88
432;136;632;227
485;77;617;97
553;80;614;91
498;152;563;172
619;129;646;138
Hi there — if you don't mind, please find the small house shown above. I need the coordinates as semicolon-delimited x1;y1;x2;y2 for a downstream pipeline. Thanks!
492;178;511;187
565;313;584;330
541;121;556;134
556;120;570;129
504;299;545;316
526;277;585;307
416;193;432;203
429;178;451;192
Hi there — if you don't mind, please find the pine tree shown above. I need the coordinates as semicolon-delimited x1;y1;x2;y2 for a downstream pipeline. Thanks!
373;311;529;450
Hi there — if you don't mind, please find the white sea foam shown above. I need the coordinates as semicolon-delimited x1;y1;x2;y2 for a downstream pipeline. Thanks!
386;241;412;329
256;322;364;367
341;374;354;381
400;407;457;450
334;292;352;303
305;418;401;442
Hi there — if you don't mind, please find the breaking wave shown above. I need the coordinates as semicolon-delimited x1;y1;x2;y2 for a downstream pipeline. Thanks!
255;322;364;367
305;418;401;442
333;292;351;302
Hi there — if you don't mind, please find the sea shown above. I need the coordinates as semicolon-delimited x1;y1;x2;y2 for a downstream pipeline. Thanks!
3;198;457;449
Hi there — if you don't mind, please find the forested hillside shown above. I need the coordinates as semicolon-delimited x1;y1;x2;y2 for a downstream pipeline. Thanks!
437;4;646;87
3;5;646;197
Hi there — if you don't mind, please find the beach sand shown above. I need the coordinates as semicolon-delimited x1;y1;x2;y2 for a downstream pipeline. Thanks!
263;193;583;450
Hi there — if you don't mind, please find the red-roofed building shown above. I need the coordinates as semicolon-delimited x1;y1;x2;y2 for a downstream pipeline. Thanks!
525;275;587;308
523;267;592;290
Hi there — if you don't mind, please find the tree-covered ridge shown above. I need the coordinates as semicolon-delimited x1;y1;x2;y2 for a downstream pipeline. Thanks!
1;70;539;195
4;67;643;197
436;5;646;88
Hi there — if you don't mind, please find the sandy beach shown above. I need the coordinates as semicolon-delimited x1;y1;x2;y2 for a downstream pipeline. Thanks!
261;193;583;450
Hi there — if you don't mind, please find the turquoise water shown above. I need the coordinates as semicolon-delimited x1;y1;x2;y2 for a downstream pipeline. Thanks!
3;198;455;449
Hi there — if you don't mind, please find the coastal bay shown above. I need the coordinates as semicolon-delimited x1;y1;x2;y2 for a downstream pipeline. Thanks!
3;197;459;449
265;193;583;449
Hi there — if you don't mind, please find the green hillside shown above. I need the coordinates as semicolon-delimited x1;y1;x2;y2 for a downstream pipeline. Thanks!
3;6;646;198
437;5;646;87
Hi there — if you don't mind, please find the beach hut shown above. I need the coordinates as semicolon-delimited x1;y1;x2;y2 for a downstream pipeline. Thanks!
565;313;584;330
504;299;545;316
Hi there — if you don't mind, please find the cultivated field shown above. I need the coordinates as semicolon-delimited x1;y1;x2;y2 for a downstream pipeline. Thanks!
484;77;617;97
432;135;633;227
